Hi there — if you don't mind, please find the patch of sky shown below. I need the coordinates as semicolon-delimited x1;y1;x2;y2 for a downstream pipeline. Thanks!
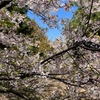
27;5;78;41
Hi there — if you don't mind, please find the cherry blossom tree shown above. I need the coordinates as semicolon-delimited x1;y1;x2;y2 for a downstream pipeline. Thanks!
0;0;100;100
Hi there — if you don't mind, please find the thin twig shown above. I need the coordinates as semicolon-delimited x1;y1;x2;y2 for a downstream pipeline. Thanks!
82;0;94;36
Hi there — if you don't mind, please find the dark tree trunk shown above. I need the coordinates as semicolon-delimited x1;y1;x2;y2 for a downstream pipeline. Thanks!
0;0;11;9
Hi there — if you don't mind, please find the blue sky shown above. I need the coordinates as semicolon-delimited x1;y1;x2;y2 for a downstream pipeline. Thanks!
27;6;77;41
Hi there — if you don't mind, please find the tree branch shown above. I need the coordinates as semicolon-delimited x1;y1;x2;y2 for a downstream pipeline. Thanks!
0;77;15;80
80;45;100;51
82;0;94;36
0;89;28;100
41;42;80;64
0;0;11;9
48;76;82;87
41;40;100;65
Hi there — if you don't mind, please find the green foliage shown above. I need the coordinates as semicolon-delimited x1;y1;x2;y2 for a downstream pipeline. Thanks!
68;7;100;37
71;8;100;28
28;46;39;55
0;18;15;34
16;21;33;35
3;18;14;27
71;18;80;28
70;8;83;29
91;12;100;21
7;3;28;14
27;20;51;55
39;52;46;58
